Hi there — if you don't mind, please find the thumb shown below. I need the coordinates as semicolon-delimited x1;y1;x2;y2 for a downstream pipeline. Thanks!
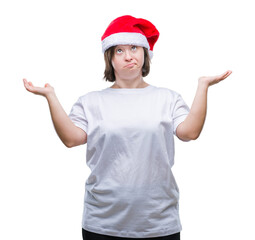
45;83;50;87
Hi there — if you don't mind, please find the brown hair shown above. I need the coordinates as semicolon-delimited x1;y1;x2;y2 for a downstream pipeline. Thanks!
103;46;151;82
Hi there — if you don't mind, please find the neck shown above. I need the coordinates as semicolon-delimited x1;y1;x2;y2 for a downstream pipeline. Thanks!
111;76;149;89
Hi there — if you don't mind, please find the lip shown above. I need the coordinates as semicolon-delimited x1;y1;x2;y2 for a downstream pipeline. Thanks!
124;63;136;68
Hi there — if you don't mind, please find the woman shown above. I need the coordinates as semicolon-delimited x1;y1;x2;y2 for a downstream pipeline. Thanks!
23;15;232;240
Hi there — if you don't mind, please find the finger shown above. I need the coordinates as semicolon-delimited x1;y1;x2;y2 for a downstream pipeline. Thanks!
224;70;232;76
24;80;36;93
23;78;30;88
28;81;34;87
218;70;231;81
26;83;33;91
222;70;232;79
226;70;232;76
23;79;31;90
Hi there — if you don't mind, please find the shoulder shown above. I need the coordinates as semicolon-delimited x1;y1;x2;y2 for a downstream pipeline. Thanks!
78;90;101;102
154;86;181;99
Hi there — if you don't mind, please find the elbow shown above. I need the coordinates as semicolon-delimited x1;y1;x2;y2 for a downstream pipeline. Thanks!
63;139;86;148
63;140;75;148
179;130;200;141
176;122;201;141
65;144;74;148
188;131;201;140
177;126;201;141
189;135;199;141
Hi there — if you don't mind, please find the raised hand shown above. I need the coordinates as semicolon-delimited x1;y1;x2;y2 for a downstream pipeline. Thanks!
176;69;233;141
23;78;87;147
198;70;232;87
23;78;55;98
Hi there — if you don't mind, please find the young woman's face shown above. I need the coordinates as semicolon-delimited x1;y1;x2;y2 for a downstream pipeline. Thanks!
111;45;144;81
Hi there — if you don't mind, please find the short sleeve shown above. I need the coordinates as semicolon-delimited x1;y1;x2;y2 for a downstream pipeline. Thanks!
68;97;88;134
172;94;190;135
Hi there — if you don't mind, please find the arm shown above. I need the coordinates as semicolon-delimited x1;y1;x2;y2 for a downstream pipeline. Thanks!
176;70;232;141
23;79;87;148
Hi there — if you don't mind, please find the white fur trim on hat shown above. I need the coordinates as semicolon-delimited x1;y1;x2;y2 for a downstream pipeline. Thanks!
149;50;153;59
102;32;150;53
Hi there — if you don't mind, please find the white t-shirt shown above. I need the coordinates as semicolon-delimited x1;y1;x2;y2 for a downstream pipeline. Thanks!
68;84;190;238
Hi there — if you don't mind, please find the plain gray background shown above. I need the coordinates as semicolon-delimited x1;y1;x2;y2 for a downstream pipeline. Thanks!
1;0;254;239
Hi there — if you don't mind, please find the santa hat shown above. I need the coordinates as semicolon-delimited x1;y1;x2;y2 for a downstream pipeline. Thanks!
101;15;159;58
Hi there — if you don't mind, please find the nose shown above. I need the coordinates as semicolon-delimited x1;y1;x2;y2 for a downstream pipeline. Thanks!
124;50;133;61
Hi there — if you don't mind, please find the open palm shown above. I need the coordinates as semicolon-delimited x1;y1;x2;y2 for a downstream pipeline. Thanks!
23;78;54;97
199;70;232;87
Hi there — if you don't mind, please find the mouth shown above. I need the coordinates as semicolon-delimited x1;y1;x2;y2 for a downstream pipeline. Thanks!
124;63;136;68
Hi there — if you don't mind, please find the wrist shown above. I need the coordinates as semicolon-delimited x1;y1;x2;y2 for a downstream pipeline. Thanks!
198;79;209;90
45;91;57;102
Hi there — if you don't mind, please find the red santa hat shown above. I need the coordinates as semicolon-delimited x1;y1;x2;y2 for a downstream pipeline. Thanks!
101;15;159;58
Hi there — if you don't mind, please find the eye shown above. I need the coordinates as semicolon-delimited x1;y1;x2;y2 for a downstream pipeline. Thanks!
116;48;123;54
131;46;137;51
